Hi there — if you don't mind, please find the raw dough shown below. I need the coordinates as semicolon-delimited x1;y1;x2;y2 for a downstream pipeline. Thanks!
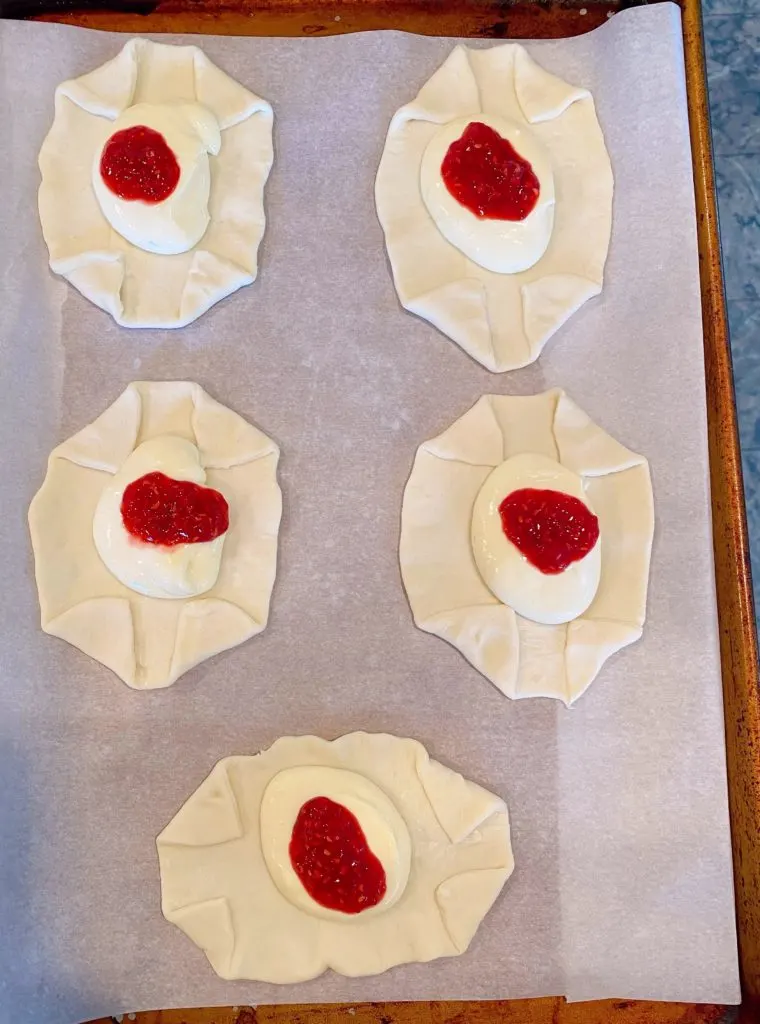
400;390;654;704
375;44;613;372
38;38;274;328
156;732;513;982
28;381;281;690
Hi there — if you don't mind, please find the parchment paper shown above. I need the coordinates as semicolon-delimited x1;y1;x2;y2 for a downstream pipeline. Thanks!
0;6;741;1019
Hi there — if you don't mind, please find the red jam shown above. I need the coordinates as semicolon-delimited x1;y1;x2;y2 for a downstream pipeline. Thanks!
100;125;180;203
289;796;387;914
499;488;599;575
121;472;229;547
441;121;540;221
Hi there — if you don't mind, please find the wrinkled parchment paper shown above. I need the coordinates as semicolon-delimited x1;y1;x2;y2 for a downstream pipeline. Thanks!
0;6;740;1020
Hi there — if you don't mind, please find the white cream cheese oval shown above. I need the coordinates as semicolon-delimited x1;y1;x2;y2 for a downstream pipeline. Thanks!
92;102;221;255
92;435;227;600
259;766;412;921
471;452;600;625
420;114;555;275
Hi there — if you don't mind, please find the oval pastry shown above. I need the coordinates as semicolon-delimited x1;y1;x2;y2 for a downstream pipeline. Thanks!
29;381;281;690
400;390;654;704
376;43;613;372
38;38;273;328
156;733;514;982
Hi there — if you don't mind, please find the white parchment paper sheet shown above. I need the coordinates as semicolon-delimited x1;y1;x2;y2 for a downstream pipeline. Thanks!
0;6;740;1019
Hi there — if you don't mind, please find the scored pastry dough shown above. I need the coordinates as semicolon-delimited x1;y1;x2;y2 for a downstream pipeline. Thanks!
28;381;281;690
376;44;613;372
157;732;514;982
38;38;274;328
400;390;654;704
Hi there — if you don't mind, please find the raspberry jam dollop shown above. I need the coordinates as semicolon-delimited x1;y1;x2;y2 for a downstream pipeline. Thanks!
499;488;599;574
289;796;387;914
100;125;181;203
441;121;540;221
121;472;229;547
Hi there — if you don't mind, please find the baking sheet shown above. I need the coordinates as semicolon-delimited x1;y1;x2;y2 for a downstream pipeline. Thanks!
0;5;740;1018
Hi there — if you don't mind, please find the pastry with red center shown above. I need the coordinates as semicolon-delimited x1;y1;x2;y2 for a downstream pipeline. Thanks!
376;43;613;372
400;390;654;704
38;38;274;328
157;733;514;981
29;381;282;690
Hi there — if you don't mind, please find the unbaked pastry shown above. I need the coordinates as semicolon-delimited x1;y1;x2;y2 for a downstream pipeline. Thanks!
375;44;613;372
157;732;513;982
38;38;273;328
29;381;281;690
400;390;654;704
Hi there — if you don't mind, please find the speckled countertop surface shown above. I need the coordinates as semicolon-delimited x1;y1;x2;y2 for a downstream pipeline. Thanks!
704;0;760;624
